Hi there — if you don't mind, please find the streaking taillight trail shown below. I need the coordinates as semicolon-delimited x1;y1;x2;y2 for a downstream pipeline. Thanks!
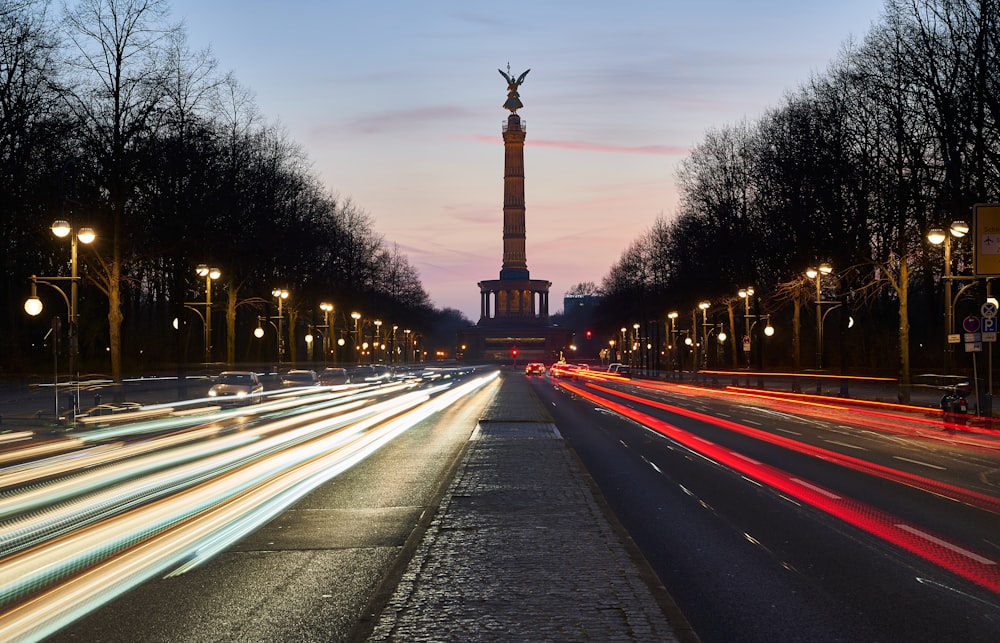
559;380;1000;596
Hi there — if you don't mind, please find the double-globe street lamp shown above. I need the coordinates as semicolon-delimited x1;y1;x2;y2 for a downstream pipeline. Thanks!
191;264;221;365
927;221;971;372
806;263;834;370
272;289;289;367
738;287;755;368
24;220;97;380
698;301;711;370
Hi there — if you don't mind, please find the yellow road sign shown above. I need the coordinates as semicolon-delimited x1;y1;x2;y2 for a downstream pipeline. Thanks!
975;203;1000;276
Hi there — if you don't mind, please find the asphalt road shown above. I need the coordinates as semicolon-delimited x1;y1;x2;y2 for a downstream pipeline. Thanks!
530;375;1000;642
44;376;499;642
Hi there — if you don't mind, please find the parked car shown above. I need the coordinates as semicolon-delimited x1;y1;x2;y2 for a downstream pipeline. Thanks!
525;362;545;375
208;371;263;404
318;367;350;385
281;369;319;387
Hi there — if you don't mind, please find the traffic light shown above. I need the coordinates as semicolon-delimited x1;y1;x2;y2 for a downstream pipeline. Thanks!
585;330;592;339
512;348;518;358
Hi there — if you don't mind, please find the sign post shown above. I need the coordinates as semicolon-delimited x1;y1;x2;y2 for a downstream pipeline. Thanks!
973;205;1000;419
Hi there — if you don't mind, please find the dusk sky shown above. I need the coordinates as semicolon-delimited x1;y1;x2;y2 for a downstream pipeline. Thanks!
169;0;887;320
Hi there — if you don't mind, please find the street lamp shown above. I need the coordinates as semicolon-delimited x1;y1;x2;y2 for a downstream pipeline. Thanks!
272;288;289;367
351;312;362;364
667;311;679;371
320;302;334;363
698;301;710;369
194;265;220;364
806;263;833;369
27;221;97;379
738;287;754;368
633;322;640;371
373;320;383;362
927;220;970;372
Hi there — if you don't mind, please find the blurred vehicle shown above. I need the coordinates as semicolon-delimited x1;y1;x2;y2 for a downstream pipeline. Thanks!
607;363;631;377
525;362;545;375
550;363;579;379
208;371;263;404
348;365;392;383
318;367;350;385
281;369;319;387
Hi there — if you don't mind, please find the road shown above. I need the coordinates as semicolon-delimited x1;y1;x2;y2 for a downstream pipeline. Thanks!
531;373;1000;642
0;368;499;641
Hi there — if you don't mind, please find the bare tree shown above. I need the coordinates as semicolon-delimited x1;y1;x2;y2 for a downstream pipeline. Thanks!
60;0;176;384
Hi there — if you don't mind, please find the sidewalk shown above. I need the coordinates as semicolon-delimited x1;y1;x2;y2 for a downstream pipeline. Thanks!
366;373;693;641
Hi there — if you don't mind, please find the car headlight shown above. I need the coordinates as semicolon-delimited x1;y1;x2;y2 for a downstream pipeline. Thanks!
235;391;247;397
208;390;217;397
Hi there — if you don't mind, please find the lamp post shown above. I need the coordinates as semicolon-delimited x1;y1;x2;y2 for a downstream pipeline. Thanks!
27;221;96;379
373;320;383;362
272;288;289;367
806;263;833;369
738;287;754;368
403;328;411;364
194;265;221;364
351;312;362;363
698;301;710;369
927;221;970;372
667;311;679;373
319;302;334;363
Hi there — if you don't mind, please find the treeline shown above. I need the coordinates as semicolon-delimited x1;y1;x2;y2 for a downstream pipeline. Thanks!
1;0;450;379
598;0;1000;395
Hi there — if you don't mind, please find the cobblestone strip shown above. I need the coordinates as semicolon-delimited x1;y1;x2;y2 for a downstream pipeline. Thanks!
369;376;679;642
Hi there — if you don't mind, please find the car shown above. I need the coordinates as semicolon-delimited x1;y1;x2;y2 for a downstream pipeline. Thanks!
525;362;545;375
280;369;319;387
607;363;631;377
348;365;392;383
208;371;263;404
549;363;579;379
318;367;350;385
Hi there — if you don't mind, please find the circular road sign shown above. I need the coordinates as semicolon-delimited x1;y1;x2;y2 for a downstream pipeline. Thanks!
964;315;981;333
982;301;998;318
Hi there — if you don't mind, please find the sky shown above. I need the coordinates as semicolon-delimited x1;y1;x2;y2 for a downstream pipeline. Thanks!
168;0;887;321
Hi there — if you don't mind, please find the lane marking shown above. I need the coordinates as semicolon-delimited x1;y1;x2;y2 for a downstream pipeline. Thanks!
823;439;866;450
776;427;802;436
791;478;842;500
893;456;947;471
896;524;997;565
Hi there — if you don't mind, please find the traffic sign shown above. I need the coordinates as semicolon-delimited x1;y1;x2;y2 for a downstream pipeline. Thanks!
742;335;751;352
975;203;1000;276
963;315;981;333
983;301;998;318
984;317;998;333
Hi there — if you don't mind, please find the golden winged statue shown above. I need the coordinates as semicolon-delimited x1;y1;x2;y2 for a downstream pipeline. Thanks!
499;64;530;112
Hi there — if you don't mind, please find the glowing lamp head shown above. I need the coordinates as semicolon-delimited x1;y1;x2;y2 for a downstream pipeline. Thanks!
50;220;71;238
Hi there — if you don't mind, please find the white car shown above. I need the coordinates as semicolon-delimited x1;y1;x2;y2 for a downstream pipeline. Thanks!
208;371;264;404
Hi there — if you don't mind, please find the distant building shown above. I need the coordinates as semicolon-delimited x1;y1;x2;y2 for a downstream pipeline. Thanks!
457;68;573;362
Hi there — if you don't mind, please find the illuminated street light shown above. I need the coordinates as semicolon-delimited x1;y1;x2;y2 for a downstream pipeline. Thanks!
738;287;754;368
698;301;710;369
806;263;834;369
320;302;334;363
25;221;97;379
927;220;971;372
272;288;289;366
192;265;221;364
